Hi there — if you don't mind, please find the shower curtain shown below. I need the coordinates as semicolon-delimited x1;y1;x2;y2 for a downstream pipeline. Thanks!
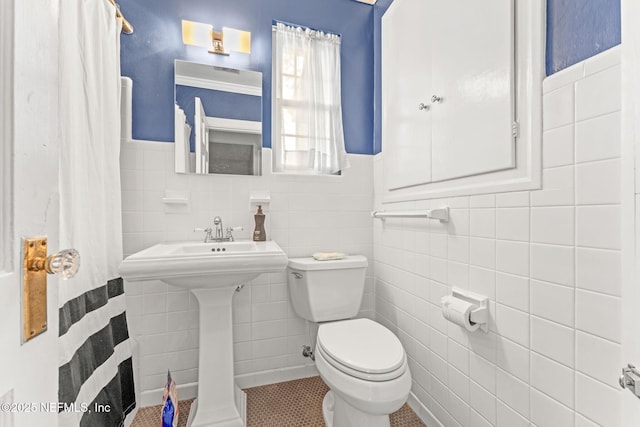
57;1;135;426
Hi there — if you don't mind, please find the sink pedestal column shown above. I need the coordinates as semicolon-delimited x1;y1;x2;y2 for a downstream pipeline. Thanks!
187;286;245;427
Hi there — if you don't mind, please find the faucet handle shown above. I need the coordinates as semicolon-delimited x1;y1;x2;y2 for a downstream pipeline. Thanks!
194;227;214;243
226;226;243;234
225;226;243;242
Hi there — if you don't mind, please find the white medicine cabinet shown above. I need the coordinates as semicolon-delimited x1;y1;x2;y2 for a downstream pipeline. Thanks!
381;0;544;201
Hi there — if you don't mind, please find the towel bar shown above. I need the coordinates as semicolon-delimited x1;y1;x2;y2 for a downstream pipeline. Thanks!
371;207;449;222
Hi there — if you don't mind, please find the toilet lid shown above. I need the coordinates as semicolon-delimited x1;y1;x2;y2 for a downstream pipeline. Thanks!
317;318;405;375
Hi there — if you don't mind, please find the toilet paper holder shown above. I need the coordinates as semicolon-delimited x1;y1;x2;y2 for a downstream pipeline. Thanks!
444;288;489;333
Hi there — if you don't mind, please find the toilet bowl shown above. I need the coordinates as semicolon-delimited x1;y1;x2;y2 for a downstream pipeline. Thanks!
287;256;412;427
315;318;412;427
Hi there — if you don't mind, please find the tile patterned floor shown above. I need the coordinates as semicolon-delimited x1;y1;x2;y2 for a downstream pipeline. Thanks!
132;376;426;427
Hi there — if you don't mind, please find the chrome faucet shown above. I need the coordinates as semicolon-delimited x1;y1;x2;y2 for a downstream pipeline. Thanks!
213;216;224;240
194;217;243;243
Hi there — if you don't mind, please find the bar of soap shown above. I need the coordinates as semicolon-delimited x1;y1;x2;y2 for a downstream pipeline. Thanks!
312;252;346;261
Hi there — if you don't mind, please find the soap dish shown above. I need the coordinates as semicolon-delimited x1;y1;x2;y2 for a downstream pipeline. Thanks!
312;252;346;261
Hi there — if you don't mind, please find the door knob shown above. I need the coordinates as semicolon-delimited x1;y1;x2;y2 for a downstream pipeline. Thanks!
28;248;80;279
22;237;80;342
418;103;430;111
431;95;443;103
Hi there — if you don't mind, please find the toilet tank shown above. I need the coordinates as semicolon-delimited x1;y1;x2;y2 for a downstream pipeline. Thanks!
287;255;368;322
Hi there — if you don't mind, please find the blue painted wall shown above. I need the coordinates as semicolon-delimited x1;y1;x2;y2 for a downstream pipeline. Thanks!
546;0;621;75
119;0;375;154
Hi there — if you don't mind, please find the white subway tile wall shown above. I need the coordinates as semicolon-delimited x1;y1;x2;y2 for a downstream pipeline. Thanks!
373;47;622;426
120;147;374;396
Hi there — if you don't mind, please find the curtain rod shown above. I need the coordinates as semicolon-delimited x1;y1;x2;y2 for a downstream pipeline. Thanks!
107;0;134;34
272;20;341;37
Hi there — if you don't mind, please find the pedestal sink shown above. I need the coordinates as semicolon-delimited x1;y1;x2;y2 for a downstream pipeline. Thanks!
120;240;288;427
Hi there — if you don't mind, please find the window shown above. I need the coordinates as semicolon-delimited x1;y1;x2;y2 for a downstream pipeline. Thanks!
272;22;349;174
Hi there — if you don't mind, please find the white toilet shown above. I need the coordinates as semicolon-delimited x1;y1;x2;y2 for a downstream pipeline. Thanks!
287;255;412;427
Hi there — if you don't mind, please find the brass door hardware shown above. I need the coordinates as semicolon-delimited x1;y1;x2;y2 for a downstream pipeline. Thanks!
22;237;80;342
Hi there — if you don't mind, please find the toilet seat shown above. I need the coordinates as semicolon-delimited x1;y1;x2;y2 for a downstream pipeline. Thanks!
316;318;407;382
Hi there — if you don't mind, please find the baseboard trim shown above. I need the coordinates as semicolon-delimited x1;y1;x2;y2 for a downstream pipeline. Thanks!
139;364;318;408
407;392;444;427
235;364;318;389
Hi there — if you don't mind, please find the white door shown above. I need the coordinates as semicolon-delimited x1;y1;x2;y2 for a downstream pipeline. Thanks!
382;0;515;190
174;105;188;173
430;0;515;182
382;0;432;191
0;1;61;426
195;97;210;173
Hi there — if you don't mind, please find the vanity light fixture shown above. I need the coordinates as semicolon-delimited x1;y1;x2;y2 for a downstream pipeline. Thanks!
182;20;251;55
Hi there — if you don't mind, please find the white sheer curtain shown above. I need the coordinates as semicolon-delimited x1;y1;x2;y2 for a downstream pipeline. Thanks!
272;22;349;174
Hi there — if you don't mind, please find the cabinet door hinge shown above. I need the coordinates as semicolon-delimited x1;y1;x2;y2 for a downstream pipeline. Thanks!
512;121;520;139
620;364;640;398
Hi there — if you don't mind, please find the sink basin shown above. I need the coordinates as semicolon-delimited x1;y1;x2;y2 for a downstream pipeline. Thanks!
119;239;288;427
119;240;287;289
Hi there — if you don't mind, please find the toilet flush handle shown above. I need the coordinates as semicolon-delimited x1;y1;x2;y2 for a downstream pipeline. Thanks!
291;272;303;279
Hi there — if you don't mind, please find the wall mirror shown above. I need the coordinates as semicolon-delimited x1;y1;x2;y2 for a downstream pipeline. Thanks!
174;60;263;175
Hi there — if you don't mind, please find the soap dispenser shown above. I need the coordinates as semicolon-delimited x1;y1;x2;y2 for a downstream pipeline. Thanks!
253;205;266;241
